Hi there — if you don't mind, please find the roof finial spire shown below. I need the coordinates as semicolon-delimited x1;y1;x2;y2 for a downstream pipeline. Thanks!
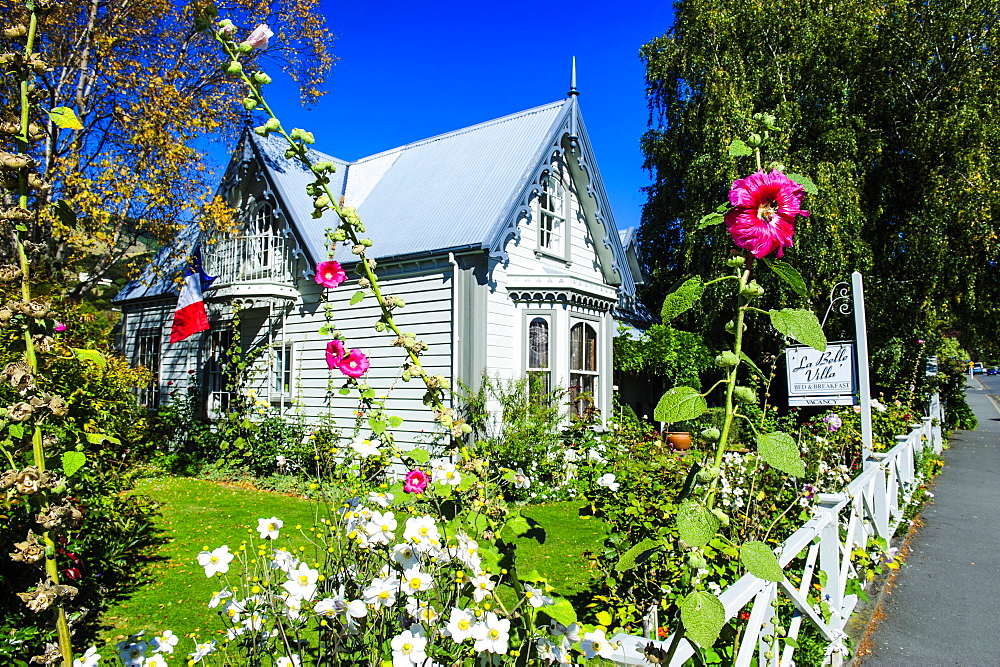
568;56;579;97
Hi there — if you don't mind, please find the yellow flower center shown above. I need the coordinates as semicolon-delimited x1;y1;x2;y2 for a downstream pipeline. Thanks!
410;577;421;589
379;591;389;600
458;619;469;630
490;628;500;639
402;642;412;653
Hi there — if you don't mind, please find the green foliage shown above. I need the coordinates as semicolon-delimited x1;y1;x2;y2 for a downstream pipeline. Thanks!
757;432;806;477
768;308;826;352
680;590;726;648
654;386;708;424
740;541;784;582
460;374;590;503
638;0;1000;363
614;324;712;389
661;276;704;322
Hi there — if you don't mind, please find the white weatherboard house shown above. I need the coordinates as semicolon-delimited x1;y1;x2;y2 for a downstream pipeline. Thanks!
114;91;643;448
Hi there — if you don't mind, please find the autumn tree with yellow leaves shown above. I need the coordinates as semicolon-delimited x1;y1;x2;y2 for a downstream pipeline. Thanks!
0;0;336;298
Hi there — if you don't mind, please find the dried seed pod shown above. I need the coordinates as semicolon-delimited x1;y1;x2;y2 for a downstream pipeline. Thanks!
4;360;34;392
3;24;28;38
0;265;22;282
9;530;45;564
8;401;35;423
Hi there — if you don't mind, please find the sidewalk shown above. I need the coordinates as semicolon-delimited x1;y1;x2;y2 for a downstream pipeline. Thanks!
858;381;1000;665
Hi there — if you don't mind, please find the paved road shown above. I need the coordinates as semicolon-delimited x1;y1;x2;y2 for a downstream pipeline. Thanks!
861;377;1000;665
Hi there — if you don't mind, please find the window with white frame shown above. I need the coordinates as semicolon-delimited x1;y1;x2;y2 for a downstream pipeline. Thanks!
133;328;161;409
526;317;551;401
205;327;233;417
271;341;294;397
538;168;566;252
569;321;598;416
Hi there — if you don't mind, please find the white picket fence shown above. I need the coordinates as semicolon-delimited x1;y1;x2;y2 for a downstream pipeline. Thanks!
611;398;943;666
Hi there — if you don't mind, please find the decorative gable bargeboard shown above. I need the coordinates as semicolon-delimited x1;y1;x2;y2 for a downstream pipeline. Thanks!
113;97;640;448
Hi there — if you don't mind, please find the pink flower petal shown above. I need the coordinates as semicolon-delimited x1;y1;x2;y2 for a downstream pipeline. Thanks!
724;170;809;259
315;260;347;289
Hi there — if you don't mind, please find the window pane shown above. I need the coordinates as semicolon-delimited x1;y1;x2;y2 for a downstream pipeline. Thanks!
570;322;582;370
528;318;549;369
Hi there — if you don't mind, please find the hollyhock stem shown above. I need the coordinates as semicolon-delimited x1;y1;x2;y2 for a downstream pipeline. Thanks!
706;266;750;509
14;4;72;663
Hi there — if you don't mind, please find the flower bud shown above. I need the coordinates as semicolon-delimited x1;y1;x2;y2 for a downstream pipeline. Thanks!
700;427;721;442
330;229;347;242
351;244;364;255
734;386;756;404
253;71;272;85
264;118;281;132
746;133;763;148
725;319;746;335
725;256;745;268
242;97;258;110
695;467;718;483
769;161;786;173
360;238;373;247
226;61;243;75
715;351;739;368
314;195;330;209
740;281;765;298
238;41;253;53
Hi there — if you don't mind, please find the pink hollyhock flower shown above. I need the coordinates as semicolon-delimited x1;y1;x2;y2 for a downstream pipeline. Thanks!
724;170;809;258
326;339;346;370
245;24;273;49
315;260;346;289
403;469;429;494
53;322;66;332
338;349;370;378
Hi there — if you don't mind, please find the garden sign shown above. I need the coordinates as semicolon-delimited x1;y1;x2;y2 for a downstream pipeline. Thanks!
786;342;856;406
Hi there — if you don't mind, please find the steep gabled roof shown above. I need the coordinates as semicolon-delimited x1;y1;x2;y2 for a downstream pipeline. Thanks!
252;99;570;264
116;98;637;302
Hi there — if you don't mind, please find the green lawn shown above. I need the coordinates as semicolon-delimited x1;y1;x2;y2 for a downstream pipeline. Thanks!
97;477;603;651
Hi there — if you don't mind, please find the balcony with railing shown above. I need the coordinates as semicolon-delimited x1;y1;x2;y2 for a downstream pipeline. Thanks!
202;234;299;302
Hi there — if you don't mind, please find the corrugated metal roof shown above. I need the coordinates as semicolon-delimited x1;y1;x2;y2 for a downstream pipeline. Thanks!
115;98;640;302
260;100;570;264
113;222;201;302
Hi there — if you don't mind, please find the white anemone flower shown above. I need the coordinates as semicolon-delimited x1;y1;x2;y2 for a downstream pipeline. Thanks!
470;573;496;602
350;435;382;457
580;628;617;659
207;588;232;608
390;542;422;569
143;654;169;667
365;510;397;546
197;545;234;577
315;589;368;631
403;515;441;548
368;491;394;508
188;640;216;663
363;575;398;608
117;637;148;666
596;473;620;491
282;563;319;601
72;647;101;667
433;461;462;486
390;627;428;667
406;597;439;624
550;621;582;642
472;612;510;654
276;656;301;667
444;606;476;643
149;629;179;654
524;584;554;608
400;566;433;596
512;468;531;489
256;516;283;540
269;547;300;574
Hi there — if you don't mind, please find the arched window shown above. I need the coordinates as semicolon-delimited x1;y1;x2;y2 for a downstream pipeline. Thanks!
569;321;598;415
527;317;550;399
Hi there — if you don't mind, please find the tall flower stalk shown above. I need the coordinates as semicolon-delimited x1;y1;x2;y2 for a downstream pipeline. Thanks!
641;112;825;659
2;1;75;663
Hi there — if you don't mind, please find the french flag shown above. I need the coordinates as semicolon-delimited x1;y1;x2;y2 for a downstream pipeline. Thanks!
170;246;216;343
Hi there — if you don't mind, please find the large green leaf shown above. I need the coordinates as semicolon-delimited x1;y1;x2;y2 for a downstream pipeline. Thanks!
757;432;805;477
762;259;808;298
739;352;766;380
681;590;726;648
616;537;660;572
660;276;704;322
542;596;577;627
728;139;752;157
697;212;725;229
769;308;827;351
403;448;430;464
654;386;707;423
785;172;818;195
73;348;107;368
61;451;86;478
740;540;784;582
676;500;720;548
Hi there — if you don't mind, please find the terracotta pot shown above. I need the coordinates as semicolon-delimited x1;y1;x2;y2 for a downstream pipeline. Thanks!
666;432;692;450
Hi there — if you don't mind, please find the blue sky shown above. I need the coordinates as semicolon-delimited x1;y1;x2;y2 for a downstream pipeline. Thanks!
257;0;676;234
